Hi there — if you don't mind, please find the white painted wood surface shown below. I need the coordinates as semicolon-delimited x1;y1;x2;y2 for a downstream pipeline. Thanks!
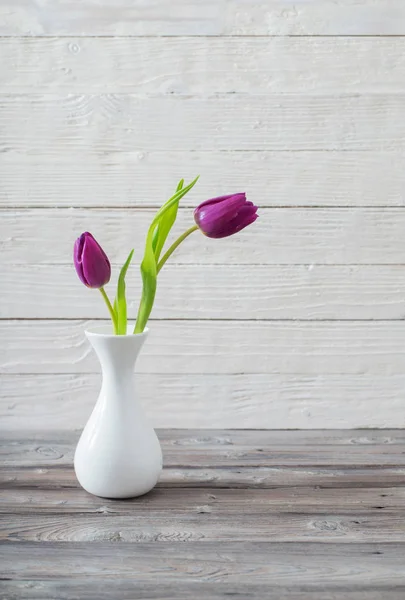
3;38;405;94
3;320;405;376
3;208;405;265
2;95;405;152
3;264;405;320
1;1;405;36
2;374;405;430
1;1;405;429
1;151;405;208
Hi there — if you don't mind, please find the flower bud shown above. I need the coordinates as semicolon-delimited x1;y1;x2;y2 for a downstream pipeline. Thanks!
73;232;111;288
194;193;258;238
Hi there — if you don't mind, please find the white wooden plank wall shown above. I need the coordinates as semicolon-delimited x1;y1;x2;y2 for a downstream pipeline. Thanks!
1;0;405;430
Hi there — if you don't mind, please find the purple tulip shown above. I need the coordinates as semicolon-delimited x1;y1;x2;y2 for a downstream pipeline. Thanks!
73;232;111;288
194;193;258;239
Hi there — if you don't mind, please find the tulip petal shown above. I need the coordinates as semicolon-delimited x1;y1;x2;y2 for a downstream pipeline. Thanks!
194;193;258;239
73;235;87;285
82;236;106;287
73;232;111;288
194;194;247;237
231;210;259;235
196;193;246;210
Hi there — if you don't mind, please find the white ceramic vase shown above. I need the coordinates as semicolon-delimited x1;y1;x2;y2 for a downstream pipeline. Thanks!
74;326;162;498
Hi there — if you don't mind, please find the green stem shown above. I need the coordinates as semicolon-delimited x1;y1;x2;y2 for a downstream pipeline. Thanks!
99;287;118;334
157;225;198;274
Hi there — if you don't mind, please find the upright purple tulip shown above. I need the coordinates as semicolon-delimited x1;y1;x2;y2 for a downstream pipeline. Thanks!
194;193;258;239
73;232;111;288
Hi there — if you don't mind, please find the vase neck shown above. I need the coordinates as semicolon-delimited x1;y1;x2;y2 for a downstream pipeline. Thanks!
86;330;148;377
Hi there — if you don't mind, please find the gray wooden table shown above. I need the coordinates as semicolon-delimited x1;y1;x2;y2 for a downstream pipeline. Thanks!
1;429;405;599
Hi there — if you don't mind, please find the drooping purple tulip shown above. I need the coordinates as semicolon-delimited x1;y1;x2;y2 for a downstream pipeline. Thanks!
194;193;258;239
73;232;111;288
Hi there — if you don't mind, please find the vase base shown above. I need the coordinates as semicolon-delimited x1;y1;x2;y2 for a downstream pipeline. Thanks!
81;486;159;500
75;471;161;500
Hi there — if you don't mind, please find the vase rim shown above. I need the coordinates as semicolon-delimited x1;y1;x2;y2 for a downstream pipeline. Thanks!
85;325;149;338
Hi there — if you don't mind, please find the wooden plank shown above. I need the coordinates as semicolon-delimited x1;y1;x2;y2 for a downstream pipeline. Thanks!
0;0;222;36
1;95;405;152
1;486;404;516
225;0;405;36
4;264;405;320
4;208;405;266
2;430;404;597
2;432;404;467
2;512;405;543
2;373;405;430
1;0;405;36
3;465;405;490
0;581;404;600
3;37;405;94
2;542;405;584
1;151;405;209
115;429;405;446
3;320;405;375
2;428;405;449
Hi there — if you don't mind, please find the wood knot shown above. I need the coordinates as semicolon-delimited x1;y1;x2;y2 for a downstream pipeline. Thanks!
195;505;212;514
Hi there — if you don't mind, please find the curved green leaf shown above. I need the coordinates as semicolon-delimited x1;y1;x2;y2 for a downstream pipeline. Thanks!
153;178;184;262
116;249;134;335
134;176;199;333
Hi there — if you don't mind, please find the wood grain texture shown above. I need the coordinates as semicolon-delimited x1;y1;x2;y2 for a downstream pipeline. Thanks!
3;320;405;376
1;151;405;209
2;430;404;467
0;0;222;37
1;0;405;36
4;464;405;490
2;373;405;430
225;0;405;36
1;582;404;600
2;541;405;584
4;264;405;320
4;208;405;265
2;95;405;152
2;0;405;435
3;512;405;543
3;429;405;597
3;37;405;94
3;428;405;448
2;486;404;516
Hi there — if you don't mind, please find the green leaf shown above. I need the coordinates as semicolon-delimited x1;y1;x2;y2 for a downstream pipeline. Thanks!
116;249;134;335
150;176;199;238
153;178;184;262
134;176;199;333
152;223;159;254
134;240;157;334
